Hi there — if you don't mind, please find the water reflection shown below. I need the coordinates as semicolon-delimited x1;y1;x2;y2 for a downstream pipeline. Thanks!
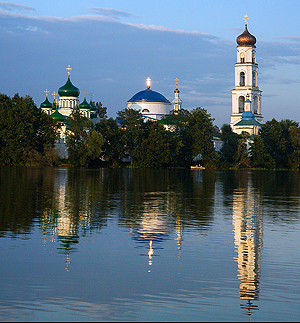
2;167;300;320
231;171;262;316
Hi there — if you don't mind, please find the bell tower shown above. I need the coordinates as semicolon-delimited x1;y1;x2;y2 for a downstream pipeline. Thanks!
231;15;263;130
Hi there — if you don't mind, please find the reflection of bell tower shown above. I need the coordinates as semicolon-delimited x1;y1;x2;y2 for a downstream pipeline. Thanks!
232;176;263;316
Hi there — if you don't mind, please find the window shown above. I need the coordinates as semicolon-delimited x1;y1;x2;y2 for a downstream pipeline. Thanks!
254;96;258;114
253;71;257;86
240;53;245;63
240;72;245;86
238;96;245;113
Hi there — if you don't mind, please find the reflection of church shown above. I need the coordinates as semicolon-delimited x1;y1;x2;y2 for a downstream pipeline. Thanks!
232;173;263;316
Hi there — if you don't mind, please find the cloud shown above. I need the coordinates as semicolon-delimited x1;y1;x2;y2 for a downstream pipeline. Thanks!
87;7;138;19
0;1;35;13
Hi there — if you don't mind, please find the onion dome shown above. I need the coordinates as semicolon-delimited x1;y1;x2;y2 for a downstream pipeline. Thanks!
90;100;97;112
242;110;255;119
127;88;171;104
50;109;67;123
40;97;52;109
79;98;91;109
58;76;80;97
237;25;256;46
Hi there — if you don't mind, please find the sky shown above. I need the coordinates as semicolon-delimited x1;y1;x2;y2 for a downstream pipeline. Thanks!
0;0;300;127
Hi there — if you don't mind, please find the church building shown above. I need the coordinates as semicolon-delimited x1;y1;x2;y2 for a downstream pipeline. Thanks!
126;77;182;121
231;16;263;135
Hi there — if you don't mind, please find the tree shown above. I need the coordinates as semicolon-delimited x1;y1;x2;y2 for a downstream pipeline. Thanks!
132;121;183;168
66;108;104;166
116;108;144;165
0;93;59;166
95;117;126;166
219;124;240;166
249;135;275;169
188;107;217;167
259;119;298;168
95;102;107;119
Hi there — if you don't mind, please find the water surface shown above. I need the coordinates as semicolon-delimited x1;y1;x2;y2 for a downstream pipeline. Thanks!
0;167;300;321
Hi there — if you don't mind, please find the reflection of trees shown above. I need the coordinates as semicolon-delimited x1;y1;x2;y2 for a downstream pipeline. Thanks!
0;166;56;237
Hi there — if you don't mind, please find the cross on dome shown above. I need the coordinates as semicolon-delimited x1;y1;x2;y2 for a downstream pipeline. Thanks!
44;89;49;97
83;90;88;98
146;77;151;89
175;77;179;89
52;91;57;100
243;14;249;26
66;65;72;77
90;92;94;101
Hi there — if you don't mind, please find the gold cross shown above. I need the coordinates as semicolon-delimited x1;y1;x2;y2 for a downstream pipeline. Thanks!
175;77;179;89
44;89;50;97
66;65;72;77
146;77;151;89
83;90;88;98
244;14;249;25
90;92;94;101
52;91;57;100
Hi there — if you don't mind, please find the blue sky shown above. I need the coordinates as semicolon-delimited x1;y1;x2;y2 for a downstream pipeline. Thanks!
0;0;300;127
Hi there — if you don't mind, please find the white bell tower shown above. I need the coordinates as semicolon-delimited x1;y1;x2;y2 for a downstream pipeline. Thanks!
231;15;263;130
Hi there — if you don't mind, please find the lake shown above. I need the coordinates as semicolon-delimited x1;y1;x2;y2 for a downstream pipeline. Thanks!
0;167;300;321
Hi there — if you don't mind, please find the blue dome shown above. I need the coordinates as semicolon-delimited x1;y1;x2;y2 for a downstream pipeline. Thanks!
127;88;170;103
242;111;255;119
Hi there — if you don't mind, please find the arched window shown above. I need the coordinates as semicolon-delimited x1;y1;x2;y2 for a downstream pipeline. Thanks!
238;96;245;113
253;71;257;87
240;72;245;86
142;108;150;113
254;96;258;114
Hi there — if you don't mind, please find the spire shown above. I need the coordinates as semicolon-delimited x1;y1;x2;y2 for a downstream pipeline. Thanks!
172;77;182;113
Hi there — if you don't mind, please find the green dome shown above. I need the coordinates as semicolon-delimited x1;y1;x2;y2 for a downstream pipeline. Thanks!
79;98;91;109
90;100;97;112
50;109;67;123
40;97;52;109
58;76;80;97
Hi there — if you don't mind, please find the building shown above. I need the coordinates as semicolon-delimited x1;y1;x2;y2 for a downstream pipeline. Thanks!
40;66;100;158
231;16;263;135
126;77;172;121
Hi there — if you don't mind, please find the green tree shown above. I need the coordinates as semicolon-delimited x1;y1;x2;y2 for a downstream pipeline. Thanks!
132;121;183;167
188;107;217;167
249;135;275;169
0;93;59;166
259;119;298;168
116;108;144;165
219;124;240;166
66;108;104;166
95;117;126;166
95;102;107;119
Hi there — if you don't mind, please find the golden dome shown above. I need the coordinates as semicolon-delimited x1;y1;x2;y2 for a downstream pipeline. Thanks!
236;25;256;46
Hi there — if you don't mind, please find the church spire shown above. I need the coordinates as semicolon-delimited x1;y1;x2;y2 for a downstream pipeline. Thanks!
172;77;182;113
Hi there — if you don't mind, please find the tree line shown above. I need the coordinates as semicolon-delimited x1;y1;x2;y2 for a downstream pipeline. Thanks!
1;93;300;169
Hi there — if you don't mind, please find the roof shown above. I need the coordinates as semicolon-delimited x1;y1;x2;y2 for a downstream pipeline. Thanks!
234;118;262;127
236;25;256;46
79;98;91;109
50;109;67;122
127;88;171;104
40;97;52;109
58;76;80;97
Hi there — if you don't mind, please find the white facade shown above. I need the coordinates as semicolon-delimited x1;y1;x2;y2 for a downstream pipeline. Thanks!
126;102;171;120
231;25;263;132
58;96;80;117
